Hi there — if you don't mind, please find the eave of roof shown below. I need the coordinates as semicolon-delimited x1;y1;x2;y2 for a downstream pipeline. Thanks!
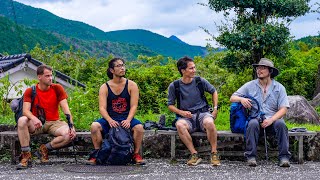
0;54;86;88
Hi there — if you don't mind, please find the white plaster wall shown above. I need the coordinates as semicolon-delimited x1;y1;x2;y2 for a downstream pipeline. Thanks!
1;64;75;99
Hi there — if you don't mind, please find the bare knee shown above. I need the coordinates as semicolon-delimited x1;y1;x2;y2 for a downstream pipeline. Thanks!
133;124;144;134
17;116;29;129
90;122;102;134
204;120;215;131
176;121;188;131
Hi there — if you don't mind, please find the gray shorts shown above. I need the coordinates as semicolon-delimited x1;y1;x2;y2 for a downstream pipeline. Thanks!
176;112;214;133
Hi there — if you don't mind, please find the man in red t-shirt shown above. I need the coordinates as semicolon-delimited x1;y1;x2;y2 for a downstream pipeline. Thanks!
16;65;76;170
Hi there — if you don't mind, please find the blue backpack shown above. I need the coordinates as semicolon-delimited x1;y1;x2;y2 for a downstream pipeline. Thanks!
230;95;261;134
96;126;134;165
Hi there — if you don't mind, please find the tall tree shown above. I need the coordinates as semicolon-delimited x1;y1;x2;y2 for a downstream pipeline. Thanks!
207;0;310;71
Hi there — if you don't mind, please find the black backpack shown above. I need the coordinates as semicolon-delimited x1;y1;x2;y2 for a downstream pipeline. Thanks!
96;126;134;165
95;138;112;165
107;127;134;165
10;86;36;123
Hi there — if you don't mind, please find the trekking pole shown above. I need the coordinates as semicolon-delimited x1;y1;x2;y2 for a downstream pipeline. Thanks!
260;114;268;160
263;128;268;160
66;114;77;163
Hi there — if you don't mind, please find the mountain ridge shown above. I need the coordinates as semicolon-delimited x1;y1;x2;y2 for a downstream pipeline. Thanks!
0;0;207;58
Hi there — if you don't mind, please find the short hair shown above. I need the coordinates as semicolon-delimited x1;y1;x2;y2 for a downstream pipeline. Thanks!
177;56;193;76
107;58;125;79
37;65;52;75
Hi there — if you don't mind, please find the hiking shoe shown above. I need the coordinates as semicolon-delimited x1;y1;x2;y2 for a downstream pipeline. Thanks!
187;153;202;166
211;152;221;166
35;144;49;163
279;158;290;167
247;157;257;167
86;149;99;165
133;153;145;165
16;151;32;170
86;157;97;165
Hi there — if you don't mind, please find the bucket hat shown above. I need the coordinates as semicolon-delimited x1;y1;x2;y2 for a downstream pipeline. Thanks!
252;58;279;78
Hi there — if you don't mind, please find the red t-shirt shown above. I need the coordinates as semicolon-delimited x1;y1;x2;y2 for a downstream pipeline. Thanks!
24;84;68;121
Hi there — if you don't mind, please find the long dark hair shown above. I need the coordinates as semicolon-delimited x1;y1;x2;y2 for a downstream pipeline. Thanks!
107;58;125;79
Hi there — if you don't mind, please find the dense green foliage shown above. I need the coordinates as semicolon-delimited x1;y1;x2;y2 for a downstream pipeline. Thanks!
1;39;319;131
0;16;158;60
207;0;310;71
0;16;68;54
0;0;107;40
277;46;320;99
0;0;207;59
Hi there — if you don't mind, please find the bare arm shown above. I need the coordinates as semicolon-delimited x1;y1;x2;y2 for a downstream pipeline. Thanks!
22;101;42;130
23;102;38;121
60;99;76;139
230;95;252;108
126;80;139;121
211;91;218;119
168;105;192;119
99;84;119;128
59;99;73;123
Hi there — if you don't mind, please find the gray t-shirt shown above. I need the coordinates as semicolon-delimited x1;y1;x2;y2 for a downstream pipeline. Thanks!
167;77;216;111
233;79;290;119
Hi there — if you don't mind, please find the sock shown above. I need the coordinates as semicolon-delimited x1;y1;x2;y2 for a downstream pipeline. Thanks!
21;146;31;152
45;143;53;151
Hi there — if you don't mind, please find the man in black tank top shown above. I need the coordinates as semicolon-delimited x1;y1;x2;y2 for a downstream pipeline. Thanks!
87;58;145;165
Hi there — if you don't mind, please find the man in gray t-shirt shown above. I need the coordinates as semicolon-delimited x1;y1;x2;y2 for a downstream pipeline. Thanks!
167;56;220;166
230;58;291;168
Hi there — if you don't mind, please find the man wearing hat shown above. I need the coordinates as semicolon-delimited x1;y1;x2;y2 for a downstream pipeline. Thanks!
230;58;291;167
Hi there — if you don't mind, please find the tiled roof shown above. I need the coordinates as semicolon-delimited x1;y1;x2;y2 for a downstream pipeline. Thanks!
0;54;86;88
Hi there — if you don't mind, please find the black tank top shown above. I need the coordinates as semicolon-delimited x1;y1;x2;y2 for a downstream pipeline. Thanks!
106;79;130;120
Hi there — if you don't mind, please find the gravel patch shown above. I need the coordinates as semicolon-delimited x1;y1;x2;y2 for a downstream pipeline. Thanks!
0;157;319;180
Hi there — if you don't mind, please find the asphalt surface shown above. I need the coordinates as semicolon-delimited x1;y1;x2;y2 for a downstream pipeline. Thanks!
1;157;320;180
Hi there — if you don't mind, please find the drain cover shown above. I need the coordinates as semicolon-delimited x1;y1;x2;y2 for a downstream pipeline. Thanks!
63;164;146;173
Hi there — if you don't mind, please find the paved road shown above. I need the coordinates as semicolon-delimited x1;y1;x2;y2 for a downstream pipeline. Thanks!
0;158;319;180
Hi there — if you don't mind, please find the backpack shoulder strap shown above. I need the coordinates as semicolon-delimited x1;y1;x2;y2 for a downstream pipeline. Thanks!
31;85;36;110
195;77;208;105
173;80;180;109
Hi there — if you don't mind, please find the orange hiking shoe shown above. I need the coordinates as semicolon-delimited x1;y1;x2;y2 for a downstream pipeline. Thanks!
86;157;97;165
132;153;145;165
86;149;98;165
35;144;49;163
16;151;32;170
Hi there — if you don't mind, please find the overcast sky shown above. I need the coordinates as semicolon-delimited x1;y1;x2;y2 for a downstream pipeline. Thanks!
15;0;320;47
